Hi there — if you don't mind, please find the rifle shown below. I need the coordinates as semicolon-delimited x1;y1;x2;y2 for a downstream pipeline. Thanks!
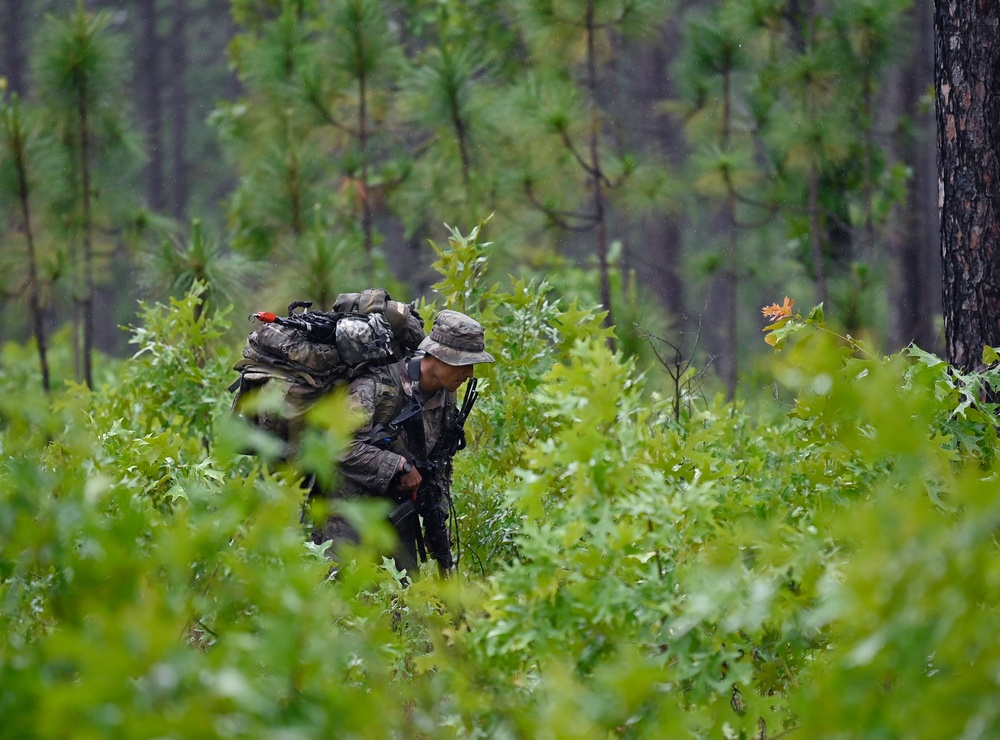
390;377;479;573
249;301;342;344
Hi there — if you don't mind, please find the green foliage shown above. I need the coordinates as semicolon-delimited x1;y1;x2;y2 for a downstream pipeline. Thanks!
33;5;139;226
139;220;260;320
5;230;1000;736
395;40;497;235
92;284;233;440
672;0;913;336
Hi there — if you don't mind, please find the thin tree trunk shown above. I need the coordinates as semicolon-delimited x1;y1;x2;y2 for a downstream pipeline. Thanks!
10;104;51;391
804;7;827;309
808;162;827;307
137;0;165;212
287;111;303;236
650;19;686;329
358;60;373;274
721;64;738;398
169;0;190;220
860;70;876;256
450;97;471;192
71;240;82;381
585;2;615;345
896;0;939;352
935;1;1000;371
608;31;632;288
443;48;471;193
77;70;95;389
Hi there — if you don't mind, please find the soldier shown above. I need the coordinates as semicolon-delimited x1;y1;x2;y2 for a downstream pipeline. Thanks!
308;309;494;577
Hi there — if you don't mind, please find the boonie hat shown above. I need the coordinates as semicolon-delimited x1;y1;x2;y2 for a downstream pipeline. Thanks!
418;310;495;366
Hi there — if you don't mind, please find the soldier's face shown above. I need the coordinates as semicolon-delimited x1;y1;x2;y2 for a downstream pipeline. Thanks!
438;361;475;392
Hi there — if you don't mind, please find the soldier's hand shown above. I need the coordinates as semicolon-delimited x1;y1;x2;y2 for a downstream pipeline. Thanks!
396;458;422;494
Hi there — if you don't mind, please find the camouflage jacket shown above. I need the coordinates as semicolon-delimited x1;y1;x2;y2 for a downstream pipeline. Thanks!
334;355;457;501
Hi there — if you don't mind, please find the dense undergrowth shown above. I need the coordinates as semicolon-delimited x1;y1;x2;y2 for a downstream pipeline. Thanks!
3;228;1000;738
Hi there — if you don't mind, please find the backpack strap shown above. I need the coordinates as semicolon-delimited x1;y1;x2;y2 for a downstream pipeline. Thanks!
370;358;425;449
388;358;425;431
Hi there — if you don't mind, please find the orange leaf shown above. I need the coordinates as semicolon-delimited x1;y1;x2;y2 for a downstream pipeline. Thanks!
761;296;795;321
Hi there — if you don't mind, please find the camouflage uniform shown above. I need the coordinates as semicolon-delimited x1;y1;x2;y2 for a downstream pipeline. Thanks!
309;310;494;575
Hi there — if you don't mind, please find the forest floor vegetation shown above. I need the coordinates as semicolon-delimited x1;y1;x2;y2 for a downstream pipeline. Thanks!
2;229;1000;738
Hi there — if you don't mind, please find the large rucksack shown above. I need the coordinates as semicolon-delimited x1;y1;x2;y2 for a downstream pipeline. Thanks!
230;288;426;446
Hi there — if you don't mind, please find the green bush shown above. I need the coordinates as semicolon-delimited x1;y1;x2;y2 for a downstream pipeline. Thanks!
3;232;1000;738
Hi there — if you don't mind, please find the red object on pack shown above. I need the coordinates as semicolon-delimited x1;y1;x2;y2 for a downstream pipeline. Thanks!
253;312;277;323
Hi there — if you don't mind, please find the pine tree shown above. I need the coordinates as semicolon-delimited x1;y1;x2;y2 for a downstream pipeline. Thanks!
140;218;258;321
751;0;907;326
392;1;516;245
511;0;670;346
671;0;911;391
222;0;407;284
33;4;136;387
670;3;758;397
219;0;317;257
311;0;402;274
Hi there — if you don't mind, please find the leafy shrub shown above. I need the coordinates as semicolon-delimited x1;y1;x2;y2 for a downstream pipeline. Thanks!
3;240;1000;738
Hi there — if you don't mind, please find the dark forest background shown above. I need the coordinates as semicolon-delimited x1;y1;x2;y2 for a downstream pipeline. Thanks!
0;0;940;395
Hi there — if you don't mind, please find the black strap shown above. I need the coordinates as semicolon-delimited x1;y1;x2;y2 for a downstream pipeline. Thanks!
406;356;421;382
369;357;424;448
401;359;430;467
385;358;425;432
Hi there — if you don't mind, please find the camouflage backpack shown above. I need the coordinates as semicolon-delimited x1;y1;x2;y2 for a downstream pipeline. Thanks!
230;288;426;447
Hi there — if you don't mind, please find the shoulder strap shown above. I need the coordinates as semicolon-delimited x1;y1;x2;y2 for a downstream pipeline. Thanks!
387;358;425;431
369;358;427;450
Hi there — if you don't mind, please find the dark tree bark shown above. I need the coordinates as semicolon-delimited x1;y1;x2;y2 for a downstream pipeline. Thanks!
935;1;1000;371
169;0;190;220
136;0;166;212
0;0;27;95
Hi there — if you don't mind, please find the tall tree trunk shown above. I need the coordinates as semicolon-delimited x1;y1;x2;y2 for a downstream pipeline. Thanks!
357;60;373;274
860;69;876;254
608;32;632;290
169;0;190;220
442;46;471;194
803;8;827;309
808;161;827;307
585;2;615;346
721;65;738;398
645;213;686;327
896;0;939;352
935;1;1000;372
137;0;165;212
1;0;27;95
286;110;303;235
649;19;686;329
77;71;95;389
8;102;51;391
